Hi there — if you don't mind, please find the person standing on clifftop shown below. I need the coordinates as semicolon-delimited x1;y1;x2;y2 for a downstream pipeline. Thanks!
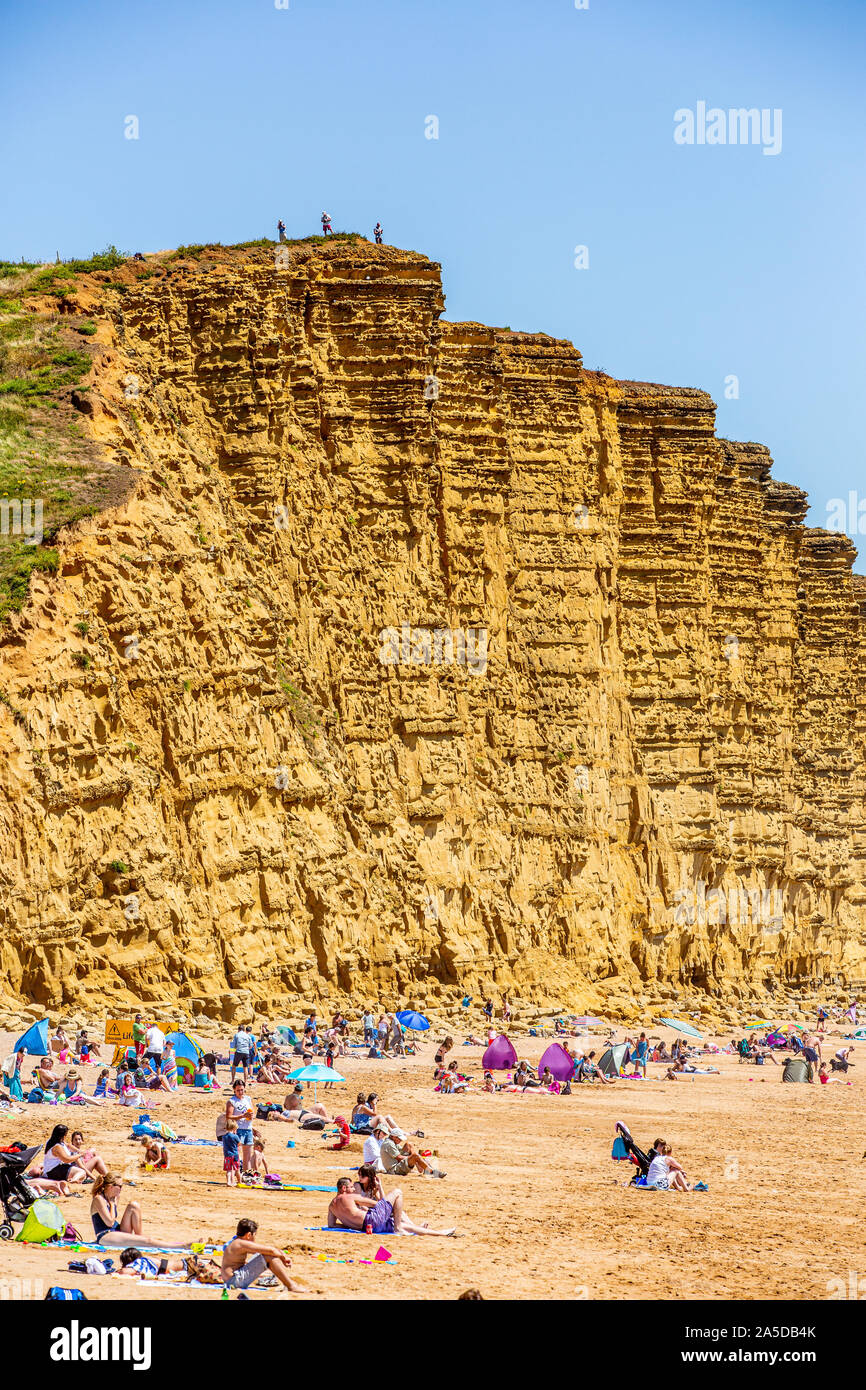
373;222;384;244
277;219;286;242
321;211;333;235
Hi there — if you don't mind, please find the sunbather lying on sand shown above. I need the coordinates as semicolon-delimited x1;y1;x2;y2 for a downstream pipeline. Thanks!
664;1058;720;1078
119;1248;188;1277
328;1177;456;1236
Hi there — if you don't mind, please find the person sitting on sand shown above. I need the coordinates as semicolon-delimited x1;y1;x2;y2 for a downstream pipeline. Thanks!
62;1070;106;1106
118;1070;148;1106
437;1062;472;1094
353;1163;386;1201
482;1070;497;1093
140;1057;173;1093
93;1068;113;1098
539;1066;557;1089
363;1119;444;1178
646;1141;691;1191
43;1123;107;1183
68;1129;107;1177
91;1172;148;1245
513;1061;541;1089
141;1135;170;1170
258;1049;289;1084
351;1093;376;1130
328;1176;456;1236
37;1056;62;1092
221;1217;304;1292
75;1032;101;1064
353;1092;402;1134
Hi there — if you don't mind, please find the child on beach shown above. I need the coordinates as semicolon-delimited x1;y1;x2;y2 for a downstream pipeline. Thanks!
93;1068;112;1098
141;1135;170;1169
222;1119;241;1185
328;1115;351;1150
250;1137;274;1181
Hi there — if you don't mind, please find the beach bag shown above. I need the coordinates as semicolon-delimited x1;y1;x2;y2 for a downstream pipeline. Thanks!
299;1115;325;1130
27;1087;45;1103
16;1199;65;1243
45;1287;87;1300
611;1135;629;1160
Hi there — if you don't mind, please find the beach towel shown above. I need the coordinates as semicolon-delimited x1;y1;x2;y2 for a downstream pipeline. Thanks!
198;1180;336;1193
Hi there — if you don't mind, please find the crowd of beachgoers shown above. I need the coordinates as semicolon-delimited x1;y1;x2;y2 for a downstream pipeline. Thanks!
0;994;859;1294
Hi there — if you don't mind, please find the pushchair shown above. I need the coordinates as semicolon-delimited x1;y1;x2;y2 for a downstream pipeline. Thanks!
613;1122;653;1186
0;1143;42;1239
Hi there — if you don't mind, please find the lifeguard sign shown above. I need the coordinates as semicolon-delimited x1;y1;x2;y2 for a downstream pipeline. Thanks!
104;1019;174;1045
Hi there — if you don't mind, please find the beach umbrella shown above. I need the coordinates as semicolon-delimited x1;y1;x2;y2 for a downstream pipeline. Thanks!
287;1062;345;1106
573;1016;602;1027
744;1019;772;1030
657;1017;704;1040
395;1010;430;1031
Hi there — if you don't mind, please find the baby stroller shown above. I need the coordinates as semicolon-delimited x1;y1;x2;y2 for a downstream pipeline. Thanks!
613;1122;653;1186
0;1143;42;1239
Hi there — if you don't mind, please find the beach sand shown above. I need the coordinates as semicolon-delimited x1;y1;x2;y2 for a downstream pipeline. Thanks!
0;1028;863;1301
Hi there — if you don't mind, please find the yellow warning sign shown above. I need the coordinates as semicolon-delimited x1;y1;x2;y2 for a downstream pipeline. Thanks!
104;1019;174;1045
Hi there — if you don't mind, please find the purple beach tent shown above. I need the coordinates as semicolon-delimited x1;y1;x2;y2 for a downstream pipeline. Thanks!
537;1042;576;1081
482;1034;518;1071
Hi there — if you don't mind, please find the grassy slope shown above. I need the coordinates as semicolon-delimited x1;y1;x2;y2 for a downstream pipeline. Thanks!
0;235;367;625
0;248;142;622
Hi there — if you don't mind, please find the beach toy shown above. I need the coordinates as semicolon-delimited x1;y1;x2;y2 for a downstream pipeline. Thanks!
374;1246;391;1261
286;1140;295;1148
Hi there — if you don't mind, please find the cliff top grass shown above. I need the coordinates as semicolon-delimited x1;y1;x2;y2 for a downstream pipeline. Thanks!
0;258;133;624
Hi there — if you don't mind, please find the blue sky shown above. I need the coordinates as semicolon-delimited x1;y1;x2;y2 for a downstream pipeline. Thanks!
3;0;864;534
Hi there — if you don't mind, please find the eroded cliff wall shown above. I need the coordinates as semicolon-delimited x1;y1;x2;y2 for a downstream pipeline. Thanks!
1;241;863;1021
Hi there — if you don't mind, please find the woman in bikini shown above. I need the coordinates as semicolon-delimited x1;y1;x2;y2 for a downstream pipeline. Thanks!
90;1172;147;1245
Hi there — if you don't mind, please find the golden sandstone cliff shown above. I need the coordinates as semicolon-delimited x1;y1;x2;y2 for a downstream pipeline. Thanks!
0;239;864;1025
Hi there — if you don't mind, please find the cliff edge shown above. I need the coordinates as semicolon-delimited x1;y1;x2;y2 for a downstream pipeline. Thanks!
0;239;863;1023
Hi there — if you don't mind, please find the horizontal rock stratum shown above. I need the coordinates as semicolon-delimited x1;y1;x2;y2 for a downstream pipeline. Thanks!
0;239;864;1021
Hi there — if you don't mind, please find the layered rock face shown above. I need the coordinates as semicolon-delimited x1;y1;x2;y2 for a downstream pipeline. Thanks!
0;241;863;1019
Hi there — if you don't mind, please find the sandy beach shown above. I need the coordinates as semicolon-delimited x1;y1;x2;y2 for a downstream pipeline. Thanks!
1;1025;863;1302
